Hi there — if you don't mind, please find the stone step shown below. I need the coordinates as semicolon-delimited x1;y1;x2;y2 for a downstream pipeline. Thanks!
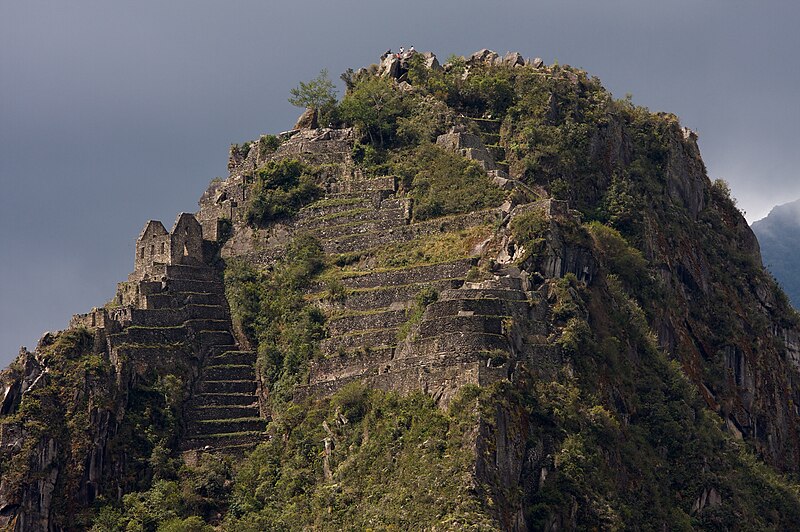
181;430;265;451
203;364;255;381
331;279;463;312
209;350;257;365
326;176;397;195
401;332;510;358
297;197;373;220
336;259;476;290
308;345;394;381
193;404;260;421
165;264;220;282
469;117;501;134
194;392;258;407
320;209;501;255
199;442;261;455
310;217;404;241
188;417;266;437
109;325;186;345
325;189;394;204
321;327;398;357
418;315;505;338
485;144;506;161
185;318;231;332
296;207;407;233
379;198;411;211
128;304;228;327
479;132;501;145
464;276;525;291
327;309;409;336
424;297;528;320
196;330;235;347
145;291;226;309
112;344;187;360
165;278;225;295
438;288;528;302
199;379;257;394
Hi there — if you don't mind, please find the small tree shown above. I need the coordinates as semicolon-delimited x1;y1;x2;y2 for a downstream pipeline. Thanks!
288;69;337;111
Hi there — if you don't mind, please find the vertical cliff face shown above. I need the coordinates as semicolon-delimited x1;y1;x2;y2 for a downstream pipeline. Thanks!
2;50;800;530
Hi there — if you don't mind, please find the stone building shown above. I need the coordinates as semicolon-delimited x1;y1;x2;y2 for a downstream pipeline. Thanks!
131;213;204;282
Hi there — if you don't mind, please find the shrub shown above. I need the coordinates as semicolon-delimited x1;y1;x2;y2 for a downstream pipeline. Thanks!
288;69;337;113
586;221;650;295
510;208;550;264
392;143;504;221
224;235;327;406
339;76;407;147
245;159;322;226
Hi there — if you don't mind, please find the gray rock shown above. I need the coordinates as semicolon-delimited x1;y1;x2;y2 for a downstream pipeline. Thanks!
503;52;525;67
294;107;318;130
421;51;442;71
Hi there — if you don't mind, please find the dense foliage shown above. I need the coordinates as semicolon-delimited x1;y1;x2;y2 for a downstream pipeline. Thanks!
245;159;322;227
393;143;504;221
224;234;326;406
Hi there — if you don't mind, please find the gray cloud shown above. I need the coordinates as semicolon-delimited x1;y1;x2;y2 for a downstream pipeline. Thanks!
2;0;799;365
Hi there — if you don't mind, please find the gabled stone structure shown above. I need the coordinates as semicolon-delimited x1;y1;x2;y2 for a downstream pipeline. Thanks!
131;213;204;282
134;220;170;279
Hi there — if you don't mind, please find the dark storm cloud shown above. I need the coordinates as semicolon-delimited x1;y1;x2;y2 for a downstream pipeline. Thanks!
2;0;799;365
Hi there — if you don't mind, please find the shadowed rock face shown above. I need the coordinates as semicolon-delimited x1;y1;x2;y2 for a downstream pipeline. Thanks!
752;198;800;307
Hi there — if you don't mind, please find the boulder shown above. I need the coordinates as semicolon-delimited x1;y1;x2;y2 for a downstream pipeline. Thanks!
421;51;442;71
469;49;499;66
503;52;525;67
294;107;318;130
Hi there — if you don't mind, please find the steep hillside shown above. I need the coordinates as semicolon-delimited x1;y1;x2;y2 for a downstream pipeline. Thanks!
3;49;800;531
752;199;800;308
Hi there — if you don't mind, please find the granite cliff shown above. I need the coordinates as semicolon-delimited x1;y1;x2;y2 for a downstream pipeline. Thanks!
2;49;800;530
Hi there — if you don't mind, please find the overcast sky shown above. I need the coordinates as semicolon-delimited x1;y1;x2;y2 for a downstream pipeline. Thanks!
1;1;799;366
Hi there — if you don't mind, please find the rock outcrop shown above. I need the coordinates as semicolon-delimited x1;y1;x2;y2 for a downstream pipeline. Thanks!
3;49;800;530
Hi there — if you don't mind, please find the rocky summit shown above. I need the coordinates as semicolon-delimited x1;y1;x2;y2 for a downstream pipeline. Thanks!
3;49;800;531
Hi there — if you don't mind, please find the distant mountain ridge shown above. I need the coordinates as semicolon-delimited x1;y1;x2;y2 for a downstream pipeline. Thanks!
752;199;800;307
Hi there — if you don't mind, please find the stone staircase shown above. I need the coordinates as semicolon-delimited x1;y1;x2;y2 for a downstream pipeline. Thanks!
104;263;266;455
468;117;509;175
305;265;539;405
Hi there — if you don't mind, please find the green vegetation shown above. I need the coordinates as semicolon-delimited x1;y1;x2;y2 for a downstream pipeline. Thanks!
224;384;495;530
510;208;550;264
224;234;326;405
0;328;193;529
396;286;438;342
288;69;338;124
339;75;407;147
91;454;230;531
245;159;322;227
332;224;493;271
393;143;504;221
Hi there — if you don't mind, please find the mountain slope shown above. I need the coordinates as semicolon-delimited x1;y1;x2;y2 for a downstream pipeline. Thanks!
752;199;800;308
2;49;800;531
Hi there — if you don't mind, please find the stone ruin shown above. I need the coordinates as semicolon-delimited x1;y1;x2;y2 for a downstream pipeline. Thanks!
132;213;204;282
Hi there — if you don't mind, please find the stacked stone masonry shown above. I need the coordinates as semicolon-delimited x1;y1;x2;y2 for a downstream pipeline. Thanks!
72;213;265;456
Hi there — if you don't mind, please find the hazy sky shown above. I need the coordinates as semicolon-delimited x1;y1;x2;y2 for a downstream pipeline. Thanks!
2;1;799;365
